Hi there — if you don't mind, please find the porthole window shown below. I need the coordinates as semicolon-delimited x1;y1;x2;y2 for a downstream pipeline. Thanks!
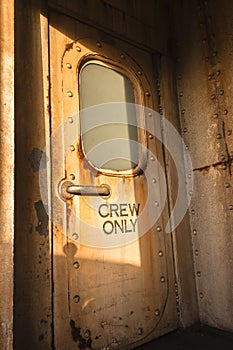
79;60;140;172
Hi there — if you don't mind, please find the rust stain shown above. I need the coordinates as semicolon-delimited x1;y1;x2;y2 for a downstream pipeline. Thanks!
70;320;92;349
65;42;74;51
29;148;44;172
34;200;48;237
77;139;101;177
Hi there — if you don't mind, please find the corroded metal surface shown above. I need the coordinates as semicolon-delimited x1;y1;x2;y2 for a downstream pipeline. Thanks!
173;0;233;332
0;2;14;349
49;13;178;350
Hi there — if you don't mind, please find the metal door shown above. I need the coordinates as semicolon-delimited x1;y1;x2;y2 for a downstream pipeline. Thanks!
47;12;178;350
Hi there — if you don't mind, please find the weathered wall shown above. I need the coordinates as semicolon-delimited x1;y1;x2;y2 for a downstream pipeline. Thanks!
173;0;233;332
14;0;52;349
0;1;14;349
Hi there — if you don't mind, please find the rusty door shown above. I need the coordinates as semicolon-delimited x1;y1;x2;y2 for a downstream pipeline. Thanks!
48;12;178;350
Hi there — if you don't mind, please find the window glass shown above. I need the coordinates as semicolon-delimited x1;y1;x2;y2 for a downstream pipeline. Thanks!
79;62;138;171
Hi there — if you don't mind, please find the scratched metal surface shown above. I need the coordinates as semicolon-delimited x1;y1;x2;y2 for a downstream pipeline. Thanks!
173;0;233;332
49;12;179;350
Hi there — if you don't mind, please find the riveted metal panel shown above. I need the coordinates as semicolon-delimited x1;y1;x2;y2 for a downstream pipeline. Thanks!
172;0;233;333
49;11;179;350
159;55;198;327
173;1;227;170
207;0;233;157
190;166;233;331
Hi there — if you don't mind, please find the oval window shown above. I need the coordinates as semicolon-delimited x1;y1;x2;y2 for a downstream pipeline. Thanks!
79;61;139;172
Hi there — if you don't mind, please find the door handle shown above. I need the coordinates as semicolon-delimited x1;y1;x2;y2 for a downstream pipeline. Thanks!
60;181;110;199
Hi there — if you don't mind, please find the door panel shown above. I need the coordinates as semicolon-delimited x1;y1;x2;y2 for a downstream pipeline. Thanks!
49;12;178;349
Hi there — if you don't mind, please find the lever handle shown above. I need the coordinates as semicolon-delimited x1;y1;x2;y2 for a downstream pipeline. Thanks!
60;181;110;199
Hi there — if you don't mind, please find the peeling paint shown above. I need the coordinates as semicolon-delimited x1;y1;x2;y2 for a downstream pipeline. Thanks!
70;320;92;349
34;200;48;236
29;148;44;172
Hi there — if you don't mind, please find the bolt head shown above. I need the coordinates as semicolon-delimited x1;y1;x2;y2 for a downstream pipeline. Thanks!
73;295;80;303
155;309;160;316
67;91;73;97
72;233;79;240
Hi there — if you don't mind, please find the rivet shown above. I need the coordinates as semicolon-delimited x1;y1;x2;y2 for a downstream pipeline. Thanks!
219;89;224;95
66;63;72;69
120;54;125;59
150;156;155;161
208;74;212;80
155;309;160;316
73;295;80;303
225;183;231;188
181;109;185;114
215;70;221;76
69;174;75;180
160;276;165;283
101;321;107;327
183;127;187;133
76;46;81;52
213;113;218;118
67;91;73;97
185;145;189;150
197;271;201;277
199;292;204;299
72;233;79;240
229;205;233;210
195;249;199;256
158;251;163;257
191;209;195;215
138;71;142;75
223;109;228;115
216;133;222;139
211;93;216;100
155;201;159;207
179;91;183;97
189;190;193;196
156;226;162;232
96;42;102;48
188;173;192;179
148;112;152;117
137;328;143;335
193;229;197;235
152;178;157;183
149;134;153;139
69;145;75;152
68;117;73;123
227;130;232;136
73;261;80;269
222;164;227;170
145;91;151;97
